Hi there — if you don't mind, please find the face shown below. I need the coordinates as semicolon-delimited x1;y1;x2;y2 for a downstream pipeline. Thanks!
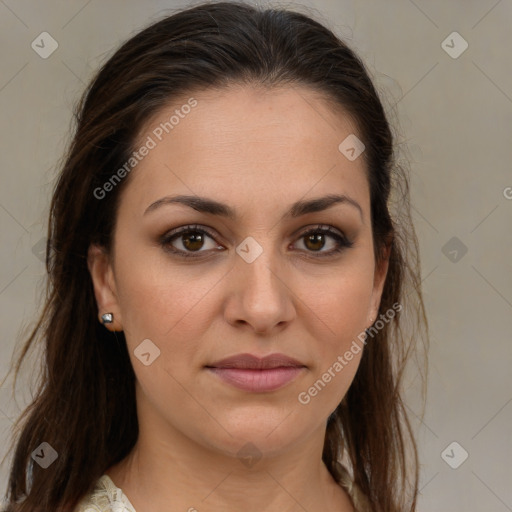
88;85;389;460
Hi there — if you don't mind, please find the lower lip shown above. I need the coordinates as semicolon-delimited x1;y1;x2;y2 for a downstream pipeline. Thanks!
207;367;305;392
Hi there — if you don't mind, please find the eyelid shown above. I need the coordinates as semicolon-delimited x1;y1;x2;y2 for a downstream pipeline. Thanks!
292;223;345;238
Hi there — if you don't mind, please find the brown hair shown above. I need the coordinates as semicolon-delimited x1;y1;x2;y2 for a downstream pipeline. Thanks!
1;2;428;511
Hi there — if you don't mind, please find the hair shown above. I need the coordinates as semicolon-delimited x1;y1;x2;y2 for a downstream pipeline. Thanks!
1;2;429;511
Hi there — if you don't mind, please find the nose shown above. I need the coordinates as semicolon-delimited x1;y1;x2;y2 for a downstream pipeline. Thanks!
223;245;296;335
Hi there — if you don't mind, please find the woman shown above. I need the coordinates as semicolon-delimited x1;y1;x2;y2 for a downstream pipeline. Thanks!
1;2;429;511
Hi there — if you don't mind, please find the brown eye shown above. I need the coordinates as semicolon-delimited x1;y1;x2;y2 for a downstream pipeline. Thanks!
294;226;354;257
303;232;326;251
160;225;222;258
180;231;206;252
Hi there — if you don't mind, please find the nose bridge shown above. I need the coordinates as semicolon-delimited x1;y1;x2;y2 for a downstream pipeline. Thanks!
238;236;284;302
227;233;294;332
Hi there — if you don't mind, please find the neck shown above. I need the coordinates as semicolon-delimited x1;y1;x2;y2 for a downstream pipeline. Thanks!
106;385;354;512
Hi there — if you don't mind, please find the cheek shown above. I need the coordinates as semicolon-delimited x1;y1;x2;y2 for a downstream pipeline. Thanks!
297;274;371;412
305;265;375;348
113;241;224;358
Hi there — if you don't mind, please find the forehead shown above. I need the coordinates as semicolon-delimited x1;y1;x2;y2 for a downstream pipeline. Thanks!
121;85;369;220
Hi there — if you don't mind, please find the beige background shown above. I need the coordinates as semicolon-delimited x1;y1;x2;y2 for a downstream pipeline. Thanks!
1;1;511;510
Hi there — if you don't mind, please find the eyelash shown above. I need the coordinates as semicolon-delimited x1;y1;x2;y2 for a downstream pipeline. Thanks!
159;224;354;260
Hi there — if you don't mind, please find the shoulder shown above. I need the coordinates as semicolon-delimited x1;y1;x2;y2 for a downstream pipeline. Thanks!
74;475;136;512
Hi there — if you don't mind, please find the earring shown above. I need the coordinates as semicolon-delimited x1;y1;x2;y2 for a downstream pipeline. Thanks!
101;313;114;324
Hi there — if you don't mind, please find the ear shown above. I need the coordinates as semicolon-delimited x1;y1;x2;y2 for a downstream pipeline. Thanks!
367;238;391;327
87;244;123;332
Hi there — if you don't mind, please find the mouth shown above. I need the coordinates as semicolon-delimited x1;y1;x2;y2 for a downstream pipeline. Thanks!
205;353;307;392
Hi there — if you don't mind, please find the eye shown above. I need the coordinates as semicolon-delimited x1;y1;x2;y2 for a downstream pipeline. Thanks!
159;224;354;259
160;224;221;258
292;225;354;258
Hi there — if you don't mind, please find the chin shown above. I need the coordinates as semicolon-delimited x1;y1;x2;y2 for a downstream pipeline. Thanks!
201;415;311;461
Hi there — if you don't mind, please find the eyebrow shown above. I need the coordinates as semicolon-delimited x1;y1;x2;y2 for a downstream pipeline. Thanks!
143;193;363;221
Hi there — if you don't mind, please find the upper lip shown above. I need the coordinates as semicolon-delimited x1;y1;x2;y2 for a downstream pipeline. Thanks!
206;353;306;370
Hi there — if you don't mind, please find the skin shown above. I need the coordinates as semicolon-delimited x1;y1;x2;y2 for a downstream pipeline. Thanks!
88;84;389;512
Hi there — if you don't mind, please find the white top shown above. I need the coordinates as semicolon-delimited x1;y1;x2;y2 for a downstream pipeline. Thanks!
75;475;136;512
75;466;371;512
